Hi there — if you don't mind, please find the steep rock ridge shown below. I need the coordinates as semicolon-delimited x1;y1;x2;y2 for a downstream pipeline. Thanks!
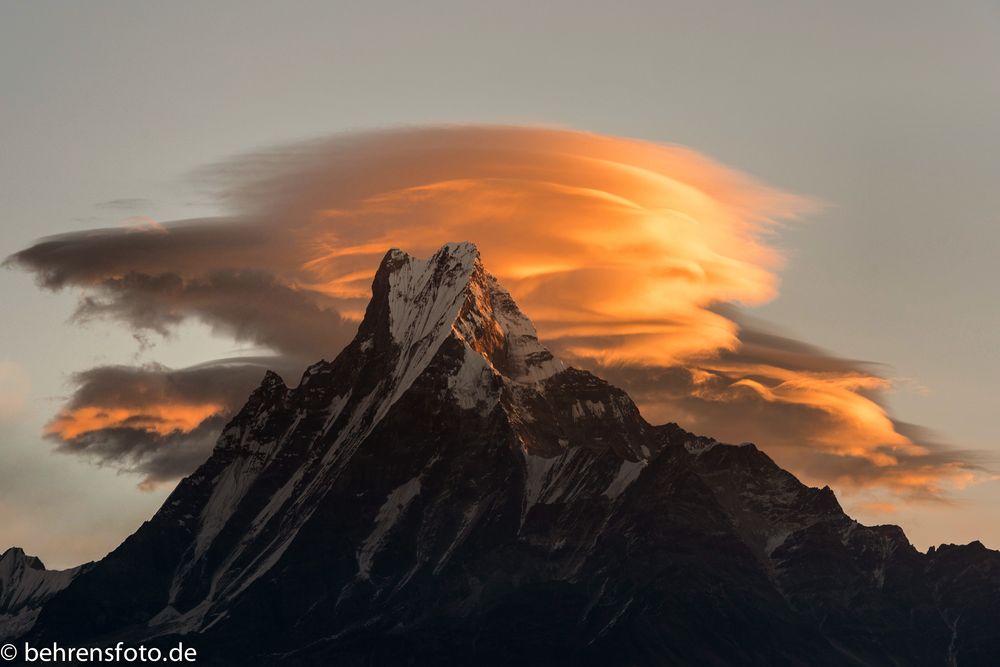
12;242;1000;666
0;548;85;640
25;243;652;644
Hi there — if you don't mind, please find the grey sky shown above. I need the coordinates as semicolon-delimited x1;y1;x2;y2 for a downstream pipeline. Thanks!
1;0;998;568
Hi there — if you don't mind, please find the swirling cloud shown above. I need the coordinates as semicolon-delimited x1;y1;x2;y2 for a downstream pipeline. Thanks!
7;125;984;505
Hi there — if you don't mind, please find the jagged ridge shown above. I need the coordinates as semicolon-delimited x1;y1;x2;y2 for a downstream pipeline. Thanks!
5;242;998;666
0;548;85;641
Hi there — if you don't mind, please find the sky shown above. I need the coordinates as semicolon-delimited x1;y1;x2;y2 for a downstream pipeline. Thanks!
1;1;998;569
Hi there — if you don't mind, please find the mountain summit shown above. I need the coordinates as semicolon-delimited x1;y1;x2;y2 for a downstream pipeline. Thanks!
5;242;999;665
0;548;83;641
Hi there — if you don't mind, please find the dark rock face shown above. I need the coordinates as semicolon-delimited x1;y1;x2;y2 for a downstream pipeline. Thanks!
9;242;1000;665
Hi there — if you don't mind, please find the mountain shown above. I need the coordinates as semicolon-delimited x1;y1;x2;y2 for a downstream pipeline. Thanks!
6;242;999;665
0;548;84;641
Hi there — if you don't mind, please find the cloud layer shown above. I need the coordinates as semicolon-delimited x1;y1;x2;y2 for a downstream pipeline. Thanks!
7;125;985;507
41;358;300;488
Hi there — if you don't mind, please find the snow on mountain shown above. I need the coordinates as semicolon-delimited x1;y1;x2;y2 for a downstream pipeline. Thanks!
10;242;1000;665
376;241;563;416
25;241;642;639
0;548;84;640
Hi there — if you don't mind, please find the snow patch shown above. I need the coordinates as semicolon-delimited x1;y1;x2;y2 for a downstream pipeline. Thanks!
571;400;610;420
434;501;481;573
764;530;792;557
523;453;559;511
604;459;646;499
684;439;719;455
448;346;499;414
357;478;422;579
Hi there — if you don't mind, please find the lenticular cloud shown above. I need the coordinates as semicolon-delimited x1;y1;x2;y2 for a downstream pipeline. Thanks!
7;125;983;506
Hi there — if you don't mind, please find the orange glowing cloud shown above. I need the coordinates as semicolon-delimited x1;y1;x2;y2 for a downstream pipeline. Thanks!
224;126;966;494
695;363;916;464
27;360;292;489
9;125;985;504
271;128;807;366
45;403;223;440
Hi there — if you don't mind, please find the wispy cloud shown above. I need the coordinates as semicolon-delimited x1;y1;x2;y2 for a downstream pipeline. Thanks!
95;198;152;211
7;125;986;505
42;358;299;489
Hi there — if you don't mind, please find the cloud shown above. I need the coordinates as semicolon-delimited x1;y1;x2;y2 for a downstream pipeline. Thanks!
587;321;983;504
72;270;355;360
43;358;299;489
96;198;152;211
6;125;986;504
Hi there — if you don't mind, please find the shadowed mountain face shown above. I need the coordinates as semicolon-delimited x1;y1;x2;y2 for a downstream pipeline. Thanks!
4;242;999;666
0;549;85;642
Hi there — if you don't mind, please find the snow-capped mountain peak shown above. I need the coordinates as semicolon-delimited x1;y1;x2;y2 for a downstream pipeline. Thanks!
28;243;644;639
373;241;563;391
13;243;1000;666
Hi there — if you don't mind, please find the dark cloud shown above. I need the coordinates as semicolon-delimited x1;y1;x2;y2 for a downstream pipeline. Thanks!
60;358;292;409
61;417;226;491
6;219;268;289
73;270;356;360
45;358;303;489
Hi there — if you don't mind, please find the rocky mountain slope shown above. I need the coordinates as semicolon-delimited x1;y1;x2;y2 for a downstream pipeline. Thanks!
4;242;999;665
0;548;84;641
